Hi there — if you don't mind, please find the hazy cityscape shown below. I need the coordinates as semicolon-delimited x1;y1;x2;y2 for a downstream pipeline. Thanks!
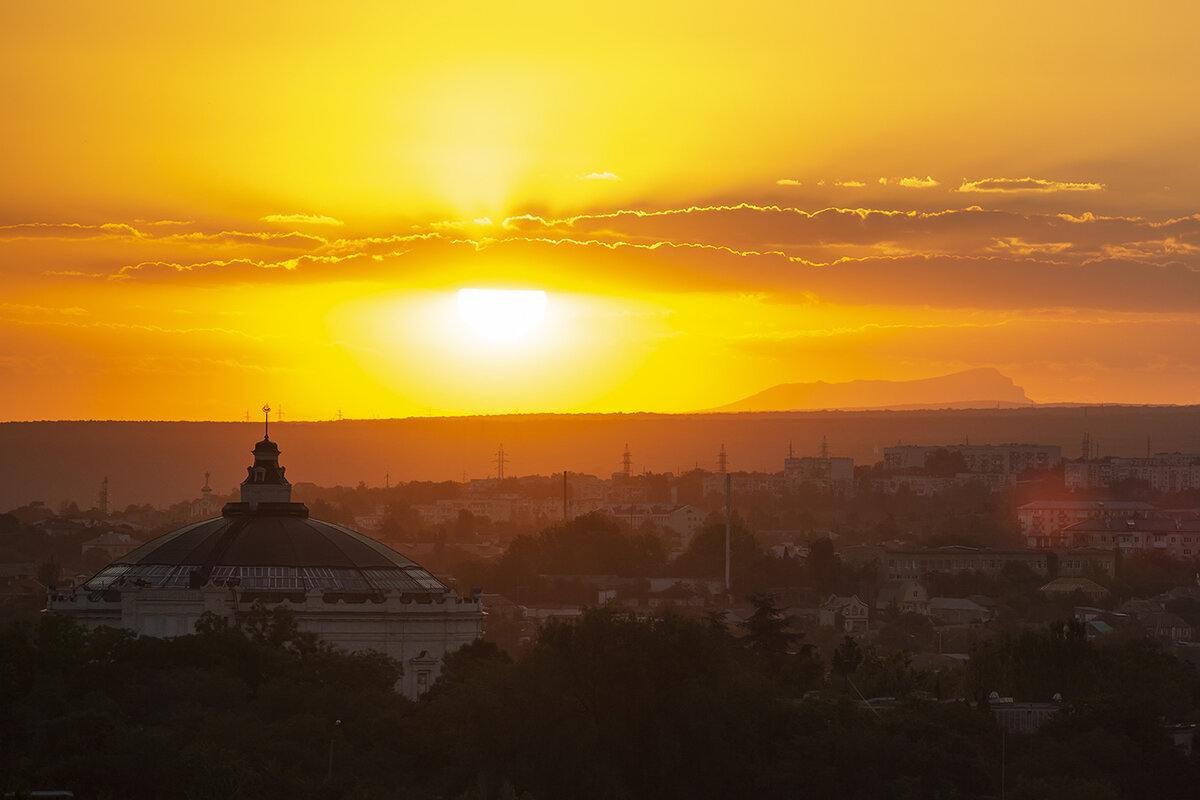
5;409;1200;797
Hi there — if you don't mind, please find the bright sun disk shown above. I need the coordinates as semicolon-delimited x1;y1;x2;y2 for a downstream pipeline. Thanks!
456;288;548;342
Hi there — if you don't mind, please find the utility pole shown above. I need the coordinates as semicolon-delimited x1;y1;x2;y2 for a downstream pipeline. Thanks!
562;470;569;521
724;473;732;594
98;476;109;516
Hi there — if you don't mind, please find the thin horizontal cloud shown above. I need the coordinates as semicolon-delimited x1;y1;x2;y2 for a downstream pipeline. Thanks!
834;180;867;188
579;171;621;181
260;213;345;226
776;179;802;186
987;238;1074;256
0;221;327;249
956;177;1105;193
0;303;88;316
898;176;940;188
499;204;1200;267
0;222;147;241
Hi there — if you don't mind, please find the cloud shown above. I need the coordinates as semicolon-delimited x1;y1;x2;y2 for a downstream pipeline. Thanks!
987;237;1074;256
0;303;88;316
776;179;802;186
956;177;1105;193
260;213;345;226
834;180;867;188
579;171;621;181
898;176;940;188
0;222;147;241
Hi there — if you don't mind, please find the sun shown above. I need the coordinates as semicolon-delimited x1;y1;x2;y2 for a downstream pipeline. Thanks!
456;288;548;343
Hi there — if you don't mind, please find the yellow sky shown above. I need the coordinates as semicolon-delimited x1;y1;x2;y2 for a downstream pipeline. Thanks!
2;1;1199;420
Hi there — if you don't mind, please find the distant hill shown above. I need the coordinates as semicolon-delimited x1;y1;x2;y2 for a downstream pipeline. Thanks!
711;368;1035;412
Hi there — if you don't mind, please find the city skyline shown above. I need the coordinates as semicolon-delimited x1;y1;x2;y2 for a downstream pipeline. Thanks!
3;2;1199;420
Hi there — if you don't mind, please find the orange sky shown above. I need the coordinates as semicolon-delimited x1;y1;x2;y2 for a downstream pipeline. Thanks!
2;1;1199;420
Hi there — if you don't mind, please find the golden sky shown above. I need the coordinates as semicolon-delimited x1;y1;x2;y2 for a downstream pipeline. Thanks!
3;1;1199;420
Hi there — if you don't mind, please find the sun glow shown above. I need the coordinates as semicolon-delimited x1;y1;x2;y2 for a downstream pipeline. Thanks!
456;288;548;343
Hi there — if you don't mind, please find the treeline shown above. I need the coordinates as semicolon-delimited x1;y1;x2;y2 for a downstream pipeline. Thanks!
3;605;1200;799
443;513;881;605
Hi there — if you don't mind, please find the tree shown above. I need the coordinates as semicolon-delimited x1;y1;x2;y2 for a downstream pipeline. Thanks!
37;557;61;587
831;635;863;677
925;448;968;477
741;592;799;656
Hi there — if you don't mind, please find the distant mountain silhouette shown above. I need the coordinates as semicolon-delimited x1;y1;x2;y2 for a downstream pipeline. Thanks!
711;368;1035;412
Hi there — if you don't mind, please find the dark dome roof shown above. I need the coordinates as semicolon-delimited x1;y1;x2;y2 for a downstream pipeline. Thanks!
82;506;448;596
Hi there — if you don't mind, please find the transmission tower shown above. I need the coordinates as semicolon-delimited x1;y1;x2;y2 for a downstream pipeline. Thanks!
1081;432;1091;462
495;444;507;480
717;443;728;474
622;444;632;478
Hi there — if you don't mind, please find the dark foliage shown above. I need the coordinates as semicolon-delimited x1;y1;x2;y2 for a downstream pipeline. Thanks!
5;612;1200;799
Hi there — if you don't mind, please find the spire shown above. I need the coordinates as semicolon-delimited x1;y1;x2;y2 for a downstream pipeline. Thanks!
239;432;292;508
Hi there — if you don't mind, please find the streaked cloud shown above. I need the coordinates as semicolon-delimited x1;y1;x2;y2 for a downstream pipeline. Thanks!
898;176;940;188
956;178;1105;193
260;213;345;226
579;171;621;181
0;303;88;316
776;178;802;186
834;180;867;188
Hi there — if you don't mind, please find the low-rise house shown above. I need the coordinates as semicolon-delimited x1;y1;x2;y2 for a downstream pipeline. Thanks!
876;580;930;616
819;594;869;635
598;504;707;546
1038;576;1110;603
1139;611;1195;643
929;597;992;625
81;531;141;561
990;697;1060;733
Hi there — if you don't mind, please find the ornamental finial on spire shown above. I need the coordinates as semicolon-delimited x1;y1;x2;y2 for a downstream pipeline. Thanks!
262;404;271;439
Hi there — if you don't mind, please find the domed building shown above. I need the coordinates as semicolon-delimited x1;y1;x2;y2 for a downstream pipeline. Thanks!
49;430;482;698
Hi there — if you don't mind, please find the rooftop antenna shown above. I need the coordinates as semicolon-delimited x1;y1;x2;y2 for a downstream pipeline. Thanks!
788;440;794;459
262;404;271;439
622;444;632;478
717;443;728;474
